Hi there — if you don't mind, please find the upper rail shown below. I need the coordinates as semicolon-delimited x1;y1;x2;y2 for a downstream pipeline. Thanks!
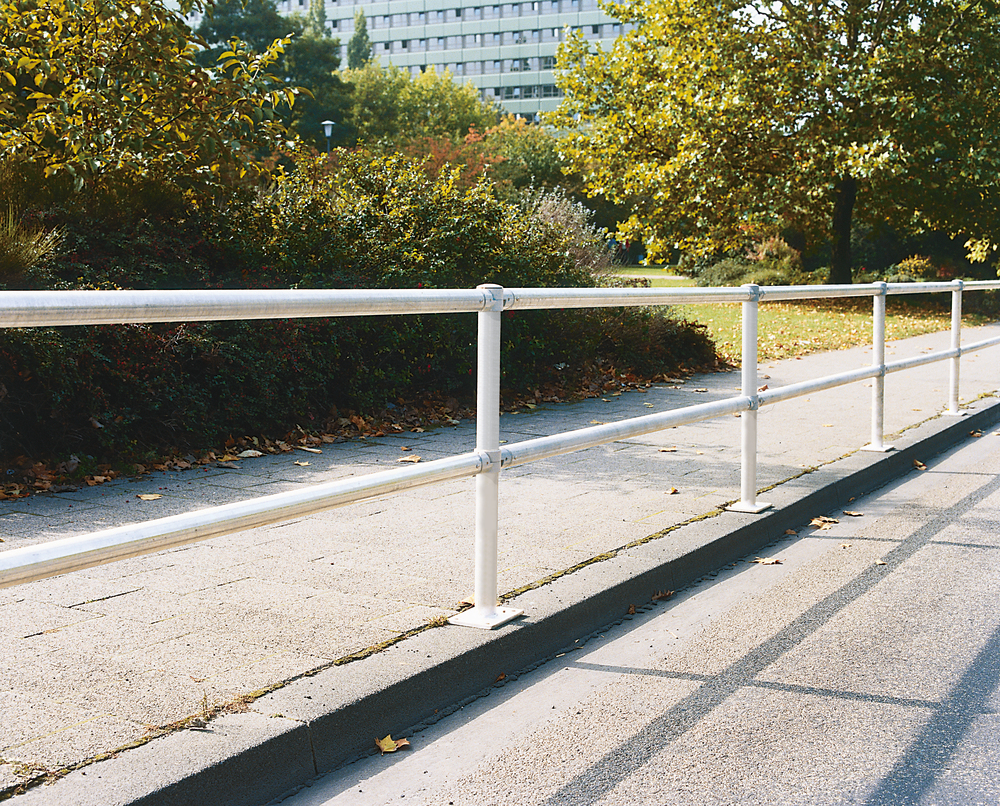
3;280;998;327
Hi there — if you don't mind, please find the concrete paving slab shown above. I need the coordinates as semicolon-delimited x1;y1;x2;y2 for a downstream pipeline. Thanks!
2;323;1000;804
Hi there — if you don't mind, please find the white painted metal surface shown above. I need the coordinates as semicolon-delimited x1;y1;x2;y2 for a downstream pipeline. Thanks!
2;279;998;628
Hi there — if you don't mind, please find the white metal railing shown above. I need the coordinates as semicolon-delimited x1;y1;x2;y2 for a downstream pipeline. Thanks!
1;279;999;628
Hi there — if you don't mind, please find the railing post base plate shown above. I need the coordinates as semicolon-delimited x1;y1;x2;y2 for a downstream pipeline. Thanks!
449;606;523;630
725;501;772;514
861;443;894;452
942;409;966;417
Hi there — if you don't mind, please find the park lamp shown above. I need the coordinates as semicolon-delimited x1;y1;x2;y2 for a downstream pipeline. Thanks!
321;119;335;153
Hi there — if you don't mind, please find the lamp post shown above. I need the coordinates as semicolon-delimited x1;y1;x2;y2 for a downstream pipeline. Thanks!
321;119;334;154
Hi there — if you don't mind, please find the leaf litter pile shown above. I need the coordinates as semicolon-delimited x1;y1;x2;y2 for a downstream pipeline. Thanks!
0;365;696;500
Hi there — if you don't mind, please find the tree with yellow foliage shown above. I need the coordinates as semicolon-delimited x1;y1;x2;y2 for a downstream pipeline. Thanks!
554;0;1000;280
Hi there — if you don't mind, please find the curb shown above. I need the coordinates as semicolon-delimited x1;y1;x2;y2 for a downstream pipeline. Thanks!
16;396;1000;806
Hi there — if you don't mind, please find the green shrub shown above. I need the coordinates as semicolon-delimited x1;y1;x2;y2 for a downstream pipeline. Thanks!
0;151;716;463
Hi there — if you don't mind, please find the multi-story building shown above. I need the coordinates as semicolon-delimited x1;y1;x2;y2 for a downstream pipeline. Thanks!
276;0;625;115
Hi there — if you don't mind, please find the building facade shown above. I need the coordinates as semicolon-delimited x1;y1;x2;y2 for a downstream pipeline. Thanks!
277;0;624;115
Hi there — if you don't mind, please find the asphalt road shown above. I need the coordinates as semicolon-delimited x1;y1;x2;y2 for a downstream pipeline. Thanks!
271;425;1000;806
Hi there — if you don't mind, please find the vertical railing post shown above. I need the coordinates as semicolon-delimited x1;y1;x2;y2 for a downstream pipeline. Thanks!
450;284;522;629
727;284;770;513
863;282;892;451
946;279;964;415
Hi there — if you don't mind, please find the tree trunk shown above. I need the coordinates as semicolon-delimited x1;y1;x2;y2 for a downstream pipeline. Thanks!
827;175;857;285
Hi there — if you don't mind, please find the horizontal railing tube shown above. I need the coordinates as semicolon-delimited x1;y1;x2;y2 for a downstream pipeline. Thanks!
501;396;750;469
886;282;961;296
962;333;1000;353
757;365;881;407
885;349;960;374
504;286;752;310
759;285;876;301
0;452;484;589
0;289;494;328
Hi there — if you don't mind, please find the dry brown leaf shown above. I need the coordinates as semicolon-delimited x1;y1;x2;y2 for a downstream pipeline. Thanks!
840;543;852;549
397;455;422;464
400;446;412;452
658;447;677;453
875;560;888;566
970;430;983;437
913;459;927;470
784;529;797;535
757;384;768;392
293;461;310;467
627;604;636;615
652;590;674;602
219;454;240;462
666;486;679;495
137;494;162;501
810;516;839;530
411;427;425;433
236;449;263;458
375;735;410;754
495;673;507;683
297;446;322;454
692;388;709;393
751;557;782;565
843;511;863;517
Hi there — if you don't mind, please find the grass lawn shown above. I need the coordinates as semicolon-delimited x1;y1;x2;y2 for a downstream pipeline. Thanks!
613;271;992;364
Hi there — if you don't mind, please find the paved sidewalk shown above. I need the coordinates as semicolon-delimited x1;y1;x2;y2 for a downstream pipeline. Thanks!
2;323;1000;803
276;414;1000;806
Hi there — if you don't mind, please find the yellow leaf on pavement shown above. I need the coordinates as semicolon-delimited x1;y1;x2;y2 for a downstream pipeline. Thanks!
375;735;410;754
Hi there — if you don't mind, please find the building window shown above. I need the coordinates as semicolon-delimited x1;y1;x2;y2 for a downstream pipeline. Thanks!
541;54;556;69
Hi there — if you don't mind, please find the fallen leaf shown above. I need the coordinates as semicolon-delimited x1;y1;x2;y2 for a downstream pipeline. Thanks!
495;673;507;683
627;604;636;615
666;486;679;495
375;735;410;754
757;384;768;392
644;402;654;407
397;455;422;463
784;529;797;535
874;560;888;566
216;462;240;469
137;494;162;501
821;424;834;428
236;449;263;458
810;516;839;530
297;446;322;454
293;461;310;467
840;543;852;549
652;590;674;602
658;447;677;453
400;446;412;452
843;511;863;517
219;454;240;462
589;420;606;424
692;388;709;393
411;427;425;433
913;459;927;470
751;557;782;565
970;430;983;437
